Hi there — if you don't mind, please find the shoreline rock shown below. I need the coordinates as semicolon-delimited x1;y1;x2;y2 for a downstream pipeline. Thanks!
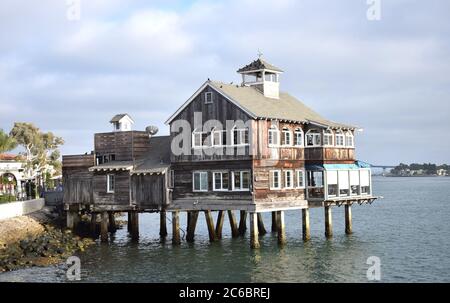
0;207;94;273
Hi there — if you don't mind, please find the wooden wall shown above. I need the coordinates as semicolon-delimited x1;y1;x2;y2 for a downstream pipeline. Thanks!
170;86;253;162
92;171;130;205
95;131;150;161
131;173;168;209
62;154;95;204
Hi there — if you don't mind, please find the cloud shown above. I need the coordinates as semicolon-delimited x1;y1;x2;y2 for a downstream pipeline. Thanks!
0;0;449;164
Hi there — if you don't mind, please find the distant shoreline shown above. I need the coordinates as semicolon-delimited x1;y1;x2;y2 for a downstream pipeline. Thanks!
376;175;449;178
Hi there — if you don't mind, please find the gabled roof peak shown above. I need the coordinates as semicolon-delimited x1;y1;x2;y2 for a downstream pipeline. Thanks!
110;113;134;123
237;58;283;73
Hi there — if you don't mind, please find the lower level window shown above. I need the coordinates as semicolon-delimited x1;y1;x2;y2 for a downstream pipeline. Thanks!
213;172;229;191
284;170;293;188
296;170;305;188
270;170;281;190
193;171;208;191
232;171;250;191
107;174;115;193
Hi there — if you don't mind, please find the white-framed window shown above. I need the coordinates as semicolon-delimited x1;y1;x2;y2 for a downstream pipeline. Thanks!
326;170;338;197
270;170;281;190
296;169;305;188
211;128;225;147
338;170;350;196
284;170;294;189
335;130;345;147
232;127;249;146
345;131;354;147
213;171;229;191
268;125;280;147
193;171;208;192
107;174;115;193
323;129;334;146
282;127;292;146
205;92;213;104
306;129;322;147
192;128;208;148
232;171;250;191
264;73;279;82
307;170;324;199
169;170;175;188
294;128;304;147
350;170;360;195
360;169;371;195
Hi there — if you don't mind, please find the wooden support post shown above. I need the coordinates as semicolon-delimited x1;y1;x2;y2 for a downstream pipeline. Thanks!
345;204;353;235
215;210;225;239
204;210;216;242
66;211;75;229
100;211;109;243
172;211;181;245
249;212;260;249
186;211;199;242
324;205;333;238
238;210;247;235
108;212;117;233
90;213;97;236
130;211;139;240
227;210;240;238
160;211;168;238
277;211;286;246
127;212;132;232
271;211;278;232
302;208;311;241
257;213;267;235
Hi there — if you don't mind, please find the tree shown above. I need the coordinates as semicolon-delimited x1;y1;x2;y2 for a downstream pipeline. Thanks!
9;123;64;197
0;129;17;153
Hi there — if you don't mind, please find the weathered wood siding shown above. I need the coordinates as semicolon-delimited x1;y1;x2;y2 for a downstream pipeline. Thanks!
62;154;95;204
95;131;150;161
131;173;168;209
170;86;253;162
304;148;355;163
92;171;130;205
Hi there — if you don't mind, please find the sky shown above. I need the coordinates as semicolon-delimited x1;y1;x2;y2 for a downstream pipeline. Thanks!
0;0;449;165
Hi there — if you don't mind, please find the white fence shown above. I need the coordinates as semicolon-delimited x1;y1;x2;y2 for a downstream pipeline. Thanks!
0;199;45;221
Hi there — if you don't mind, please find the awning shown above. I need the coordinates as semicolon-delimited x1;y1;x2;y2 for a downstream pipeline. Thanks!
306;162;370;171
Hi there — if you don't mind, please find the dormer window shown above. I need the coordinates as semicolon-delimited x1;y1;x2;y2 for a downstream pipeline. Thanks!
268;125;280;146
323;129;334;146
336;130;345;147
345;131;354;147
306;129;322;147
205;92;213;104
294;128;304;147
281;127;292;146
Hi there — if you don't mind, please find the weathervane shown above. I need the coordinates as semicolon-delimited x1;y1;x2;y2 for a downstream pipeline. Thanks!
257;49;263;59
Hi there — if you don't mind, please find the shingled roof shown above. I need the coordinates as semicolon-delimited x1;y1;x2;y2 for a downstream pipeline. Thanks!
132;136;171;174
209;81;356;129
237;58;283;73
110;114;134;123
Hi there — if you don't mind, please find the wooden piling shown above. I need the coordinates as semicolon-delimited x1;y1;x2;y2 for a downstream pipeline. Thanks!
271;211;278;232
215;210;225;239
204;211;216;242
66;211;75;229
186;211;199;242
257;213;267;235
160;210;168;238
302;208;311;241
100;211;109;243
172;211;181;245
227;210;240;238
108;212;117;233
238;210;247;235
127;212;132;232
277;211;286;246
249;212;260;249
90;213;97;236
130;211;139;240
345;204;353;235
324;205;333;238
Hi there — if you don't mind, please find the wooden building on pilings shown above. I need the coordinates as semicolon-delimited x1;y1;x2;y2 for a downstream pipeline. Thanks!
62;58;378;248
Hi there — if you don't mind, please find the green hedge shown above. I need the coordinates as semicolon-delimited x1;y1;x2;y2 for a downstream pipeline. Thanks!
0;195;16;203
